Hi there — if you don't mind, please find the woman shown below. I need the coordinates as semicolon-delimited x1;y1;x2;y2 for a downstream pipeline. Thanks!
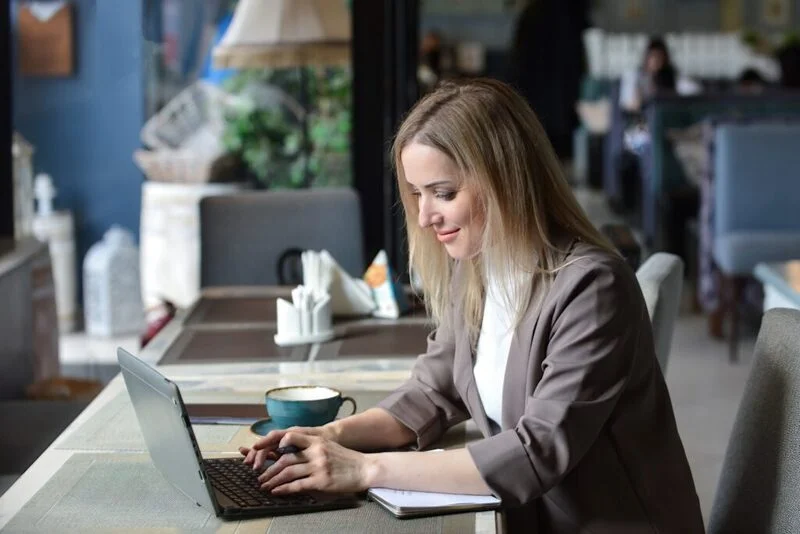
241;79;704;533
621;37;678;112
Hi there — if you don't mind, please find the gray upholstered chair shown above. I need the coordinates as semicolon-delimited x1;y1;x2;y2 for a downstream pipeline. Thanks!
707;307;800;534
635;252;684;373
200;188;364;287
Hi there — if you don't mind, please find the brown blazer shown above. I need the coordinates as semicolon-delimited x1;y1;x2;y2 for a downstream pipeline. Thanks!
378;239;704;533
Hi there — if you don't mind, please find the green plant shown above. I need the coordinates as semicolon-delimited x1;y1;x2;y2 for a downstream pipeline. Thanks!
221;66;352;189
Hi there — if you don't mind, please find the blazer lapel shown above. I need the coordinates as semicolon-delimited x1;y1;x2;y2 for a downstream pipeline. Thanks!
454;322;494;438
501;233;578;430
501;299;540;430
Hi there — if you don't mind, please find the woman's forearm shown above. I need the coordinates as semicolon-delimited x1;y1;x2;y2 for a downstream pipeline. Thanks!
365;448;492;495
324;407;416;451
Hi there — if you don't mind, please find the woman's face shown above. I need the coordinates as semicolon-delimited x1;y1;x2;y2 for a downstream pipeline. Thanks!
645;49;666;73
401;142;484;260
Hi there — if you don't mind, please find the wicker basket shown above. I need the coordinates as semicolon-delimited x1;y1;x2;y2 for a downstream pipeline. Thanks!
141;81;237;154
133;149;214;184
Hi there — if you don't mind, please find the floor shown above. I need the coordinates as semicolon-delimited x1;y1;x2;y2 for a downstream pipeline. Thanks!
2;187;756;528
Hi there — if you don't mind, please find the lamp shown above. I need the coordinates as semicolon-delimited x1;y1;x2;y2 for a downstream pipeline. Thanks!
213;0;351;70
213;0;351;187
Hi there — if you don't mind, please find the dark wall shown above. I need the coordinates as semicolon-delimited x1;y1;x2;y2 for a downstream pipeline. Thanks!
11;0;145;262
1;4;11;239
352;0;418;276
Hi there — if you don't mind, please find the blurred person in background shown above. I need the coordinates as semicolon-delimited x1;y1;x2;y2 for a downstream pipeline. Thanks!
510;0;591;161
620;37;678;113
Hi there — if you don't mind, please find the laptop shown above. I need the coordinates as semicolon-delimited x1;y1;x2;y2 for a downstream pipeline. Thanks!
117;348;359;519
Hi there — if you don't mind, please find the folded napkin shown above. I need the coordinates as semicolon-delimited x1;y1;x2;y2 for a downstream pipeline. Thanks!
301;250;375;317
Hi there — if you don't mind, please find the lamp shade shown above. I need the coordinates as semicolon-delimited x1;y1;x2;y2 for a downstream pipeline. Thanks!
213;0;351;69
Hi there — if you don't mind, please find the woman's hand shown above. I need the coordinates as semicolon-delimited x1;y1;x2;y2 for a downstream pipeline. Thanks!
239;424;337;470
256;432;374;495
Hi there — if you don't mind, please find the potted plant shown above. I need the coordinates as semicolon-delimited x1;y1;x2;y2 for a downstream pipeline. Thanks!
219;67;352;189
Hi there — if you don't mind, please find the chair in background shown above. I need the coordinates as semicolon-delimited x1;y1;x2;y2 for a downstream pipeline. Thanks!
635;252;684;373
711;123;800;362
200;188;364;287
707;308;800;534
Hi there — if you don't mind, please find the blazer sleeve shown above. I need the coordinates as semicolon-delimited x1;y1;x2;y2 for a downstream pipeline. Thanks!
377;314;470;450
467;257;645;506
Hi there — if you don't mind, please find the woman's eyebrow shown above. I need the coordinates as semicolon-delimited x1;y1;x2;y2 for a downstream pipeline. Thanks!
415;180;454;190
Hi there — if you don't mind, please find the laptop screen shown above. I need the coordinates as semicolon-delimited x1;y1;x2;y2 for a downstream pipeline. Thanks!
118;348;218;514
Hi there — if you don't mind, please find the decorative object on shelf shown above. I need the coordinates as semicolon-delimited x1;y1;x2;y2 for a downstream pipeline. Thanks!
213;0;352;188
134;81;245;184
762;0;791;27
720;0;744;31
83;226;145;337
17;1;74;77
12;132;35;240
31;173;77;333
624;0;644;21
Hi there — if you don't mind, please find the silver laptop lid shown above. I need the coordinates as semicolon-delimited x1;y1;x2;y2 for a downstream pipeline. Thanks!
117;348;218;514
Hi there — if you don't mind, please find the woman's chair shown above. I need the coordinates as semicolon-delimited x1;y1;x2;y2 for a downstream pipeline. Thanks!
200;188;365;287
635;252;684;373
707;308;800;533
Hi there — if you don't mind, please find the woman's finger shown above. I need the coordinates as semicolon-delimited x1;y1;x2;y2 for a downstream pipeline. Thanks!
260;463;312;491
279;431;316;450
270;476;316;495
258;450;306;483
251;429;287;451
252;448;272;470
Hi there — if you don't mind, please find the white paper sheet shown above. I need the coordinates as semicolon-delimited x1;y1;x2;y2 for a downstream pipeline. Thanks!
368;487;500;509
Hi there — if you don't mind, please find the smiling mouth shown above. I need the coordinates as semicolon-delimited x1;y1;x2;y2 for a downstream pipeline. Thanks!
436;229;459;243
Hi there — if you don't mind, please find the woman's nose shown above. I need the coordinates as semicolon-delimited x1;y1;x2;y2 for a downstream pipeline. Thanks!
418;198;437;228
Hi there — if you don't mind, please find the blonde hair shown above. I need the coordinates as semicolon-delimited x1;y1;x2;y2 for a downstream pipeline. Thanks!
393;79;616;343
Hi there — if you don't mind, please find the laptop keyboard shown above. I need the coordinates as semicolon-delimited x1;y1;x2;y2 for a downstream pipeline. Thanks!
204;458;317;509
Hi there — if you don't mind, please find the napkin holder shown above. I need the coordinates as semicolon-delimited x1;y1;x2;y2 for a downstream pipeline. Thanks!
274;289;335;346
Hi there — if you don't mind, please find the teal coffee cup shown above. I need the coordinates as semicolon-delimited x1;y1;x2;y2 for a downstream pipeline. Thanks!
265;386;357;428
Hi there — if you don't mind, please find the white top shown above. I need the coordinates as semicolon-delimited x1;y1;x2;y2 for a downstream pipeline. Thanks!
474;276;516;431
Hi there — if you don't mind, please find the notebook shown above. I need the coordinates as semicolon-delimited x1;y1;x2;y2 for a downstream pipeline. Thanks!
367;487;501;518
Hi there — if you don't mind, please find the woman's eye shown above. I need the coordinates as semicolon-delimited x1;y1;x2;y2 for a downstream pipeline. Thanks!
436;191;456;201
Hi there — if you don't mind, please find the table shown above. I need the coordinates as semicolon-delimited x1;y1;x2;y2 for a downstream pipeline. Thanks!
0;358;499;533
0;287;501;533
754;261;800;312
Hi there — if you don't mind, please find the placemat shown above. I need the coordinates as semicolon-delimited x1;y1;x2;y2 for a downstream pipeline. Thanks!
314;323;432;359
158;328;309;365
4;454;482;533
185;296;283;325
56;393;245;452
2;454;226;533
